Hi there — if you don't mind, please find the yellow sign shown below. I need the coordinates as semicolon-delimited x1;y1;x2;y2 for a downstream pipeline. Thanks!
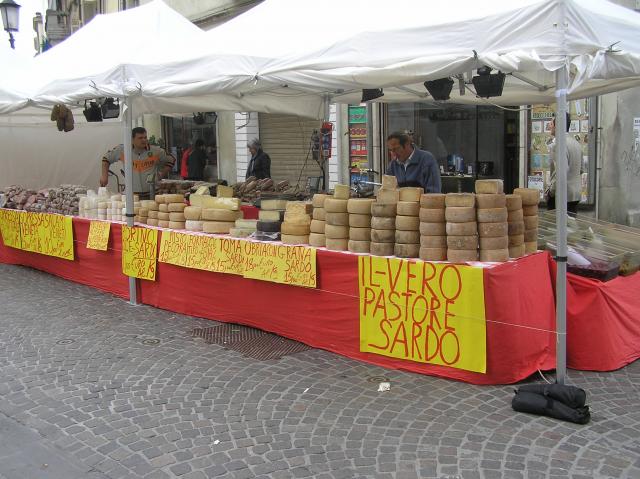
20;212;74;260
159;231;243;275
243;241;317;288
87;221;111;251
0;209;23;249
122;226;158;280
358;256;486;373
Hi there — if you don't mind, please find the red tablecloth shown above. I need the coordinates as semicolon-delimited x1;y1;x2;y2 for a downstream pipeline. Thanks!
0;217;560;384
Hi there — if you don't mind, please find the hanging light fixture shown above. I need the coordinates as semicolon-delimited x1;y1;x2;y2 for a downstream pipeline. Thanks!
472;66;505;98
0;0;20;49
361;88;384;102
83;100;103;122
423;77;454;101
101;98;120;119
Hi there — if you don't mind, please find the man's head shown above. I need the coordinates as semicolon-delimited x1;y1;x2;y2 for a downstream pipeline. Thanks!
387;132;413;162
247;138;261;156
131;127;148;150
551;112;571;136
195;139;205;150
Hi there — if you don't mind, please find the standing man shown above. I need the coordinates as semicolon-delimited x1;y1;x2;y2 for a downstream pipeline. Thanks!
246;138;271;179
180;142;192;180
386;132;441;192
546;113;583;216
187;139;206;181
100;127;175;198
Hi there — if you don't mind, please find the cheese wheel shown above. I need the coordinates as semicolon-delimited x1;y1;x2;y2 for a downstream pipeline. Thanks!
381;175;398;189
281;234;309;245
419;208;446;223
371;216;396;230
508;234;525;246
525;241;538;254
507;209;524;222
395;215;420;231
324;198;349;213
479;249;509;262
312;194;329;208
202;209;242;222
523;205;539;216
148;210;159;219
164;194;184;204
138;208;149;217
371;228;395;243
141;200;157;210
420;235;447;248
157;212;170;221
419;247;448;261
154;194;166;204
371;203;397;217
445;207;476;223
447;235;478;250
476;194;506;209
310;220;325;233
348;240;370;253
184;206;202;221
376;189;400;204
283;213;311;225
478;222;508;238
370;242;395;256
309;233;326;247
349;227;371;241
229;228;254;238
447;249;478;262
475;179;504;194
256;220;281;233
146;218;159;227
235;219;258;230
420;193;446;209
325;224;349;239
445;193;475;207
259;209;286;222
137;218;147;225
399;187;423;202
394;243;420;258
479;236;508;250
312;208;326;221
285;201;313;216
168;203;186;212
326;212;349;226
349;214;372;228
509;244;525;258
524;229;537;242
281;223;311;235
508;221;525;235
159;204;169;213
185;220;203;232
446;222;477;236
395;230;420;244
477;207;508;223
514;188;540;206
524;216;538;229
158;220;170;228
506;194;523;211
396;201;420;216
325;238;348;251
169;212;185;222
203;221;234;234
169;221;186;230
333;184;351;200
347;198;376;214
420;222;446;236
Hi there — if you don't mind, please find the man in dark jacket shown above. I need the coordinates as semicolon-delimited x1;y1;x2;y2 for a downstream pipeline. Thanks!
187;139;206;181
246;138;271;179
386;132;441;192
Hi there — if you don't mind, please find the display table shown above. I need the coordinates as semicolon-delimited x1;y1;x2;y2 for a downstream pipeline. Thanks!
0;217;560;384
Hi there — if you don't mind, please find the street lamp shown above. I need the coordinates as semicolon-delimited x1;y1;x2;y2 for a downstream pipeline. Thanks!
0;0;20;50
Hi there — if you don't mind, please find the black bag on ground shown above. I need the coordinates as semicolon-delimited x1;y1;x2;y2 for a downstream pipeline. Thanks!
512;390;590;424
516;383;587;409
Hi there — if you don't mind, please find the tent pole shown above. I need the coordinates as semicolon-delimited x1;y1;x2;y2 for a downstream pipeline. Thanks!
554;66;568;385
122;96;138;306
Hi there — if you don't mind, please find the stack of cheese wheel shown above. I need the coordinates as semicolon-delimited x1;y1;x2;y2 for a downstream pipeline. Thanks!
347;198;375;253
514;188;540;254
256;198;287;241
230;218;258;238
138;200;156;225
475;180;509;262
164;194;186;230
370;175;399;256
122;196;142;224
309;193;328;247
419;193;447;261
281;201;312;245
183;203;203;231
506;194;525;258
109;194;123;222
155;194;170;228
202;197;242;234
394;187;423;258
445;193;478;262
324;190;349;251
97;198;108;220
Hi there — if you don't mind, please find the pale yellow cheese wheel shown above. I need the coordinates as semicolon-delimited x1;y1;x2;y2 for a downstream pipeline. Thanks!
394;243;420;258
169;221;186;230
283;213;311;225
395;230;420;244
447;235;478;250
136;218;147;225
446;221;477;236
185;220;203;232
202;209;242;222
371;216;396;230
168;202;186;212
348;240;370;253
507;209;524;222
525;241;538;254
419;208;446;223
398;187;423;202
184;206;202;221
445;193;475;207
157;212;170;221
396;201;420;216
371;228;395;243
281;234;309;245
478;222;508;238
506;194;523;211
370;242;395;256
203;221;235;234
523;205;539;216
158;204;169;213
146;218;159;227
476;194;506;209
445;206;476;223
524;229;538;242
523;216;539;229
347;198;376;214
349;227;371;241
447;249;478;262
477;207;508;223
419;247;447;261
509;244;526;258
326;212;350;226
164;194;185;204
138;208;149;217
148;210;159;219
420;235;447;248
140;200;157;210
281;223;311;236
514;188;540;206
154;194;166;204
376;189;400;204
158;220;170;228
312;194;329;208
309;233;326;247
420;193;446;209
479;236;508;249
475;179;504;194
348;214;372;228
480;248;509;262
420;222;447;236
508;234;525;246
325;224;349;239
312;208;326;221
396;215;420;231
169;212;185;222
310;220;326;233
325;238;348;251
371;203;397;217
229;228;254;238
508;221;525;235
324;198;349;213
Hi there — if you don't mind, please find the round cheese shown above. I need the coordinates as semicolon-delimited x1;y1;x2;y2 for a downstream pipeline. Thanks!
312;208;326;221
447;249;478;262
158;220;170;228
184;206;202;221
419;247;447;261
399;187;423;202
508;234;525;246
371;216;396;230
419;208;446;223
475;179;504;194
479;236;508;249
349;214;372;228
324;198;349;213
371;203;397;217
370;241;394;256
168;202;186;212
158;204;169;213
447;235;478;250
140;200;157;210
185;220;203;232
312;194;329;208
349;227;371;241
396;215;420;231
326;212;350;226
137;218;147;225
164;194;185;204
523;205;539;216
168;221;186;230
230;228;254;238
514;188;540;206
202;209;242;222
420;222;447;236
256;220;281;233
203;221;234;234
477;207;508;223
509;244;525;258
476;194;506;209
283;213;311;225
325;238;348;251
478;222;508;238
325;224;349;239
148;210;159;219
506;194;523;211
446;221;477;236
445;193;475;207
508;221;525;235
146;218;159;227
420;193;446;209
396;201;420;216
309;233;326;247
395;230;420;244
347;198;376;214
348;240;370;253
282;223;311;235
281;234;309;245
445;207;476;223
524;216;539;229
157;212;170;221
371;228;395;243
169;212;185;222
524;241;538;254
420;235;447;248
310;220;325;233
507;209;524;222
394;243;420;258
154;194;166;204
524;229;537;242
479;249;509;262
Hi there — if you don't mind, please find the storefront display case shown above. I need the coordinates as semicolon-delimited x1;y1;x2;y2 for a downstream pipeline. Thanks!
348;106;372;186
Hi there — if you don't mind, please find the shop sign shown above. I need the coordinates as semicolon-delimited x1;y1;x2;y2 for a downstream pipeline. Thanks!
122;225;158;280
243;241;316;288
86;221;111;251
358;256;486;373
0;209;23;249
20;212;74;260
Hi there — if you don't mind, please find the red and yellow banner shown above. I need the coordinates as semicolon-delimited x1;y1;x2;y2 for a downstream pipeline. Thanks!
86;221;111;251
122;226;158;280
0;209;23;249
243;241;316;288
20;212;74;260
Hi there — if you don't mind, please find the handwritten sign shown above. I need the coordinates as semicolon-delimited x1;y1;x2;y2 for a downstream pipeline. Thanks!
19;212;74;260
87;221;111;251
122;226;158;280
0;209;22;249
159;231;243;275
358;256;486;373
243;241;316;288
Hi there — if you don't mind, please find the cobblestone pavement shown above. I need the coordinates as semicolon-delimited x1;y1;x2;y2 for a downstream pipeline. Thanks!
0;263;639;479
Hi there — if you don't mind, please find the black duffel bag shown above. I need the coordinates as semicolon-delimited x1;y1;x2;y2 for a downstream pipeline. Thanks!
512;390;590;424
516;383;587;409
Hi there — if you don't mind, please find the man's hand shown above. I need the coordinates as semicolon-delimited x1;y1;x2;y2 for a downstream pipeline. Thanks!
100;173;109;187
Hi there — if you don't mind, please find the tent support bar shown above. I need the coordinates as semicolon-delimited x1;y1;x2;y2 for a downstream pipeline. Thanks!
396;85;428;97
122;96;138;306
510;72;549;91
